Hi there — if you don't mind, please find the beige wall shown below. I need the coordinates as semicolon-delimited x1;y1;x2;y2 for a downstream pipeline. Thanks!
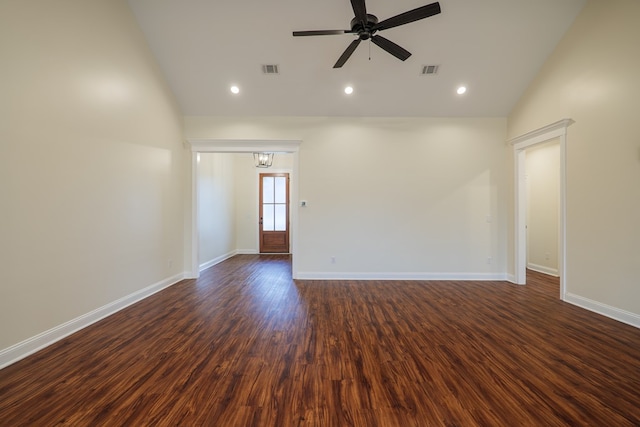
185;117;508;278
197;153;236;267
508;0;640;315
526;141;560;275
233;154;258;252
0;0;185;351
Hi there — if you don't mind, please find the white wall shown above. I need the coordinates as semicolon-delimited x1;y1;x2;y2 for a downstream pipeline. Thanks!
508;0;640;318
526;141;560;276
185;117;508;279
0;1;185;354
197;153;236;269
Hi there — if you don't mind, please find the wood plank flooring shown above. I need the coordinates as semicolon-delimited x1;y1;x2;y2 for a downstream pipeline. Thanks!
1;255;639;426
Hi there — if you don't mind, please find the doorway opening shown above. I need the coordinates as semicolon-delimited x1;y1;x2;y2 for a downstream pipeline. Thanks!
187;139;302;279
510;119;573;299
259;173;290;253
525;140;560;278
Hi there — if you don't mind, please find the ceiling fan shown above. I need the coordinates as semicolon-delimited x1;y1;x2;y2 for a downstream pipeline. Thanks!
293;0;441;68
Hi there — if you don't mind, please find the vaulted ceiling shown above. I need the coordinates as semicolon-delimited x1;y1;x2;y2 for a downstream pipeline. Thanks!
127;0;586;117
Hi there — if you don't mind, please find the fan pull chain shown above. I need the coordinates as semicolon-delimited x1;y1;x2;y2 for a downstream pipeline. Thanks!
368;39;371;61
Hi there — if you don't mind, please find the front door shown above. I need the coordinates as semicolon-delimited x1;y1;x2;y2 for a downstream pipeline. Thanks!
259;173;289;253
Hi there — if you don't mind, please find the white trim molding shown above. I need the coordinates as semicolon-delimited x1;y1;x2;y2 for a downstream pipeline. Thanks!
295;272;510;281
236;249;259;255
508;119;575;148
0;273;186;370
527;263;559;277
199;251;237;272
565;293;640;329
188;139;302;153
509;118;574;302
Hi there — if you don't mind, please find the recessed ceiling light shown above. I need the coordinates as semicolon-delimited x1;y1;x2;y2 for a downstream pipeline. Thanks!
344;86;354;95
230;85;240;94
457;86;467;95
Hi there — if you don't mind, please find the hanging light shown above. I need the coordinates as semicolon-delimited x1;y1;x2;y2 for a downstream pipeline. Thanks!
253;152;274;168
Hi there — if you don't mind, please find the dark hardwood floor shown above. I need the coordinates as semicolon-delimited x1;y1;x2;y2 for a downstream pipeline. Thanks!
1;256;639;426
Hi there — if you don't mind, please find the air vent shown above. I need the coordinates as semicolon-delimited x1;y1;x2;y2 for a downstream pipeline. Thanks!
262;64;279;74
421;65;439;75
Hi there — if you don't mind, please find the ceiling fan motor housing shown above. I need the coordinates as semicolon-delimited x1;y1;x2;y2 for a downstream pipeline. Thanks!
351;14;379;40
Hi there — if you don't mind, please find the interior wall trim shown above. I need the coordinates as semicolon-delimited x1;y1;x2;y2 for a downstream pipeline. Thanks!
199;251;237;272
527;263;560;277
509;118;574;298
295;272;510;281
0;273;186;370
565;293;640;329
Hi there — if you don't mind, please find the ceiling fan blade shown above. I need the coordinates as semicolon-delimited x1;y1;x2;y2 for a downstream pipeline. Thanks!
334;39;361;68
293;30;351;36
371;35;411;61
373;2;441;32
350;0;368;26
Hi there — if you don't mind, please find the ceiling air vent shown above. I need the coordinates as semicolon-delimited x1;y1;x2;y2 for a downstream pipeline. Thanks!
262;64;279;75
421;65;439;75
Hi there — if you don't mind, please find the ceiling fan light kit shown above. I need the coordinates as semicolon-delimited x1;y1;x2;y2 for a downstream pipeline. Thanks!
293;0;441;68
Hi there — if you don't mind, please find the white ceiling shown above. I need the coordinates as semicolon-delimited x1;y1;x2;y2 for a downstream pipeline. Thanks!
127;0;586;117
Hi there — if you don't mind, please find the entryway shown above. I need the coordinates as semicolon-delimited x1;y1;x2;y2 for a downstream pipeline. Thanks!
259;173;290;253
186;139;301;279
510;118;573;299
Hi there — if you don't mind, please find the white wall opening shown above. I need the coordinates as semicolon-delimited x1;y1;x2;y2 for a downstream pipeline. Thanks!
510;119;573;299
187;139;302;279
526;139;561;277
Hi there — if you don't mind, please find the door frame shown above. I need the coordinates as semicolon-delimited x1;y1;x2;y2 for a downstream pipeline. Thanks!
509;119;573;299
187;139;302;279
258;171;291;253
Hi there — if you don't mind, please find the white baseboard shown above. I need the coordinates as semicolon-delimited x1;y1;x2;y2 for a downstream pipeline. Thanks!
564;293;640;329
0;273;185;370
198;250;260;273
199;251;237;272
295;272;509;281
527;263;559;277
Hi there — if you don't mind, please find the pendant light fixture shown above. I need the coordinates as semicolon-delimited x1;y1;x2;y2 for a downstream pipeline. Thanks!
253;152;274;168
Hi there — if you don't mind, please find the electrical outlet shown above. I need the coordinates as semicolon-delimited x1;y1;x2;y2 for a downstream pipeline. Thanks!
168;259;173;268
331;256;336;264
486;257;492;265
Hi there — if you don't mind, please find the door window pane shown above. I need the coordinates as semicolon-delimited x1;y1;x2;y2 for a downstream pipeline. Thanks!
263;177;274;203
274;205;286;231
275;177;286;203
263;205;274;231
